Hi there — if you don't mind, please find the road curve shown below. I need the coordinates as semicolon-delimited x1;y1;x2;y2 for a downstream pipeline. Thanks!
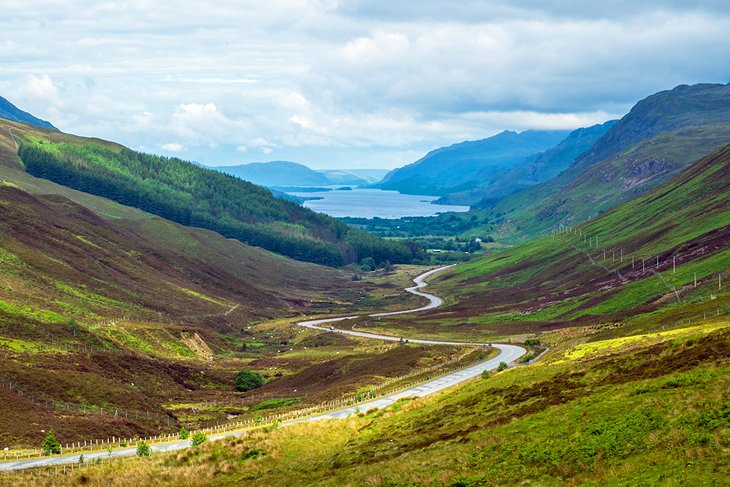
0;266;524;472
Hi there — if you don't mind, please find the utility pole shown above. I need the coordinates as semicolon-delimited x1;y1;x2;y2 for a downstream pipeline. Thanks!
656;256;659;269
694;272;697;288
673;256;676;273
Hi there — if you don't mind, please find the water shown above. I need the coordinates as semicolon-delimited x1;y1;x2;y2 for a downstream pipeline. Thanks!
287;187;469;219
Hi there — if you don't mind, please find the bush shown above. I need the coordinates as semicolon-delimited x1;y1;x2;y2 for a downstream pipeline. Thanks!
236;370;265;392
497;361;508;372
41;430;61;455
191;431;208;447
359;257;376;271
525;338;541;347
178;427;190;440
481;369;492;380
136;441;151;457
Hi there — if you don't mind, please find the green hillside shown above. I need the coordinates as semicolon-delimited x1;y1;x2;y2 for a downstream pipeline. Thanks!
372;142;730;343
16;142;730;487
4;121;416;267
476;83;730;242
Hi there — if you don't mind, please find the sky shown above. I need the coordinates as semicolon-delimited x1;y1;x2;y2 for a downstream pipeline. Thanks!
1;1;730;169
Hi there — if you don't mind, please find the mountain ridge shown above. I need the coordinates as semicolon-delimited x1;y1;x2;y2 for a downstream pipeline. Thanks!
376;129;572;196
0;96;57;130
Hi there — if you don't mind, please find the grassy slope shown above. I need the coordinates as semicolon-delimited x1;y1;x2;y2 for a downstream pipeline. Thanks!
0;119;433;447
8;119;415;266
482;123;730;241
355;143;730;343
1;121;728;486
15;323;727;486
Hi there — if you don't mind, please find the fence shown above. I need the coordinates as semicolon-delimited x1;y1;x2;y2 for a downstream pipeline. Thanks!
0;346;493;462
551;224;729;305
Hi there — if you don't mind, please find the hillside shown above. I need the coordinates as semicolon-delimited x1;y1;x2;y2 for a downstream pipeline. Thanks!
437;121;615;206
216;161;330;187
376;129;570;196
0;96;56;130
369;142;730;342
1;120;415;267
16;142;730;487
318;168;389;185
574;83;730;169
476;83;730;241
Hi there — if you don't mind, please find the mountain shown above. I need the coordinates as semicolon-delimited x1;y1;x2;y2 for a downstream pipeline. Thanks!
2;119;417;267
376;129;571;196
573;83;730;169
431;141;730;333
474;83;730;241
51;141;730;487
437;121;616;206
318;168;390;185
217;163;389;188
0;138;374;446
0;96;57;130
217;161;330;187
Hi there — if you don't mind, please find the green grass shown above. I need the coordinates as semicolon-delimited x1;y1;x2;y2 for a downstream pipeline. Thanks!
27;326;728;486
251;398;302;411
0;337;67;353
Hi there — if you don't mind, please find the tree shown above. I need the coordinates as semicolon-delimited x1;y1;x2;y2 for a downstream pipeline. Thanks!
178;427;190;440
136;440;151;457
67;319;81;337
191;431;208;447
41;430;61;455
359;257;376;271
497;361;508;372
235;370;265;392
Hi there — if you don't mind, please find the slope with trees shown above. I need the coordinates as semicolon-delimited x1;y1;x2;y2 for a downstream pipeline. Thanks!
15;134;417;267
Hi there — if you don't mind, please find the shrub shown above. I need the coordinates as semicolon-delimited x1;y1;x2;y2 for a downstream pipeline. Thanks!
525;338;541;347
359;257;376;271
136;441;151;457
236;370;265;392
178;427;190;440
481;369;492;380
41;430;61;455
191;431;208;447
497;361;508;372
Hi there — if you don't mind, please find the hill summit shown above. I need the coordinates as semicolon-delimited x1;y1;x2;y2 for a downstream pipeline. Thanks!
0;96;57;130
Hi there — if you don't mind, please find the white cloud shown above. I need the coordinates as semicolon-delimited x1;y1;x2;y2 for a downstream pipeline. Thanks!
161;143;184;152
0;2;728;168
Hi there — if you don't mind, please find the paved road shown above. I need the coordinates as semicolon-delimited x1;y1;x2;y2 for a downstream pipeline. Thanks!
0;266;524;471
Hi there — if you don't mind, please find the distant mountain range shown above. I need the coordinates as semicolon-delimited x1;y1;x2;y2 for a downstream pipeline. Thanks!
375;129;571;197
214;161;388;188
0;96;56;130
436;121;616;206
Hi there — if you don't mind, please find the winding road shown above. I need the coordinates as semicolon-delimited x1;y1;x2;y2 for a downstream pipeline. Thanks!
0;265;524;472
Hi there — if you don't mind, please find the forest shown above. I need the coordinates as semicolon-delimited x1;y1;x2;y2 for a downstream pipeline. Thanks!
18;139;419;267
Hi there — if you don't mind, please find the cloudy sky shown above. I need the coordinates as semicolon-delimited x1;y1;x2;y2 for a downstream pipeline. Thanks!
2;1;730;169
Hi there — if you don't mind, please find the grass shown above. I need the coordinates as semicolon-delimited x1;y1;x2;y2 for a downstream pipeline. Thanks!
11;325;727;486
559;320;727;361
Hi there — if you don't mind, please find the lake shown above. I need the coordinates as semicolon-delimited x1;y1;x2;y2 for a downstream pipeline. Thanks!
287;187;470;219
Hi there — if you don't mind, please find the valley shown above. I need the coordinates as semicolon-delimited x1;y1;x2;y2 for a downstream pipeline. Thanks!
0;7;729;483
